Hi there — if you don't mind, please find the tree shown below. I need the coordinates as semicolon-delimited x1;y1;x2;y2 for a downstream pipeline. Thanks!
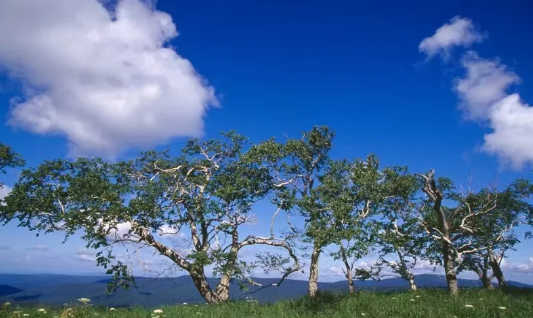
457;252;494;289
375;166;428;291
415;171;533;295
0;132;300;304
0;142;25;188
459;179;533;288
315;156;384;294
415;171;486;295
248;126;335;298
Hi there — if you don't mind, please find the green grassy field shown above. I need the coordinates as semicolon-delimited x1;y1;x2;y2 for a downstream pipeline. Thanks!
1;288;532;318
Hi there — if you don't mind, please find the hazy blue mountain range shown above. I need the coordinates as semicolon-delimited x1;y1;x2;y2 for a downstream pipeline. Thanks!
0;274;531;308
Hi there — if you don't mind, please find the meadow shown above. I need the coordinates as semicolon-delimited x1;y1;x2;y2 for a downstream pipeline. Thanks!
1;288;532;318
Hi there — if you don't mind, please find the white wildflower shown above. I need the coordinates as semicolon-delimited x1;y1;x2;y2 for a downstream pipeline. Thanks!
410;299;415;302
153;309;163;314
464;304;474;308
498;306;507;310
78;298;91;304
38;308;46;312
109;307;116;311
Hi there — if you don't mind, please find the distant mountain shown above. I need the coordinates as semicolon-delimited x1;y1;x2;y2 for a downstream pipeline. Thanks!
0;273;530;308
0;285;23;297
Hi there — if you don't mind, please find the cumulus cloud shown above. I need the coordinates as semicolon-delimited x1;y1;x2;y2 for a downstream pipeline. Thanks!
501;257;533;275
420;17;533;169
418;16;485;60
0;0;218;158
454;52;520;120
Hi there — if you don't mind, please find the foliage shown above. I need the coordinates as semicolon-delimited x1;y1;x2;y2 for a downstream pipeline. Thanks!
0;142;25;188
1;126;533;300
0;131;300;303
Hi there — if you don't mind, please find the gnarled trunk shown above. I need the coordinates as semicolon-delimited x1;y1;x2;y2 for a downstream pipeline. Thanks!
489;253;507;288
308;243;321;298
215;274;232;302
190;269;221;304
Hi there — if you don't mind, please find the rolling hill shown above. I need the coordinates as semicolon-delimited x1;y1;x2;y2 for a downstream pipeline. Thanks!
0;273;530;308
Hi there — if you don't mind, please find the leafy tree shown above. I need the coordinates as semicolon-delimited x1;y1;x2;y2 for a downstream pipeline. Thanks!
415;171;486;295
458;179;533;288
0;142;25;188
0;132;301;304
374;166;429;291
315;156;384;293
248;126;335;298
415;171;533;295
457;252;494;289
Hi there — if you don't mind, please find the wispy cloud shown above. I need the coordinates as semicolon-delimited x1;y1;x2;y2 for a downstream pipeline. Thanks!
418;16;485;60
28;245;49;251
78;253;97;262
419;17;533;169
0;0;218;158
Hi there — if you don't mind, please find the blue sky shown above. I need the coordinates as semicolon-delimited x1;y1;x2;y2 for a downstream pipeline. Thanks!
0;0;532;282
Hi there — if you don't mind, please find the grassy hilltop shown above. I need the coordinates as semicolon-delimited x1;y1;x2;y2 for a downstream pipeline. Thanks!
1;288;532;318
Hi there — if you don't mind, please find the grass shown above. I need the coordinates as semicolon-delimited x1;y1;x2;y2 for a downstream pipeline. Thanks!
1;288;532;318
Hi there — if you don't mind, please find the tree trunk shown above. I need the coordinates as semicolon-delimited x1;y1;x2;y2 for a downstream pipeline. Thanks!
480;255;494;290
397;250;416;291
190;269;221;304
442;241;459;296
418;172;458;296
481;275;494;289
308;243;322;298
407;274;417;291
489;253;507;288
340;245;354;293
215;274;232;302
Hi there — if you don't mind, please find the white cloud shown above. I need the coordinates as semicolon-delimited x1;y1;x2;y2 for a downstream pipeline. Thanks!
418;16;485;60
0;0;218;158
99;220;135;241
501;257;533;275
420;18;533;169
157;224;186;238
482;94;533;168
329;266;345;276
454;52;520;120
78;253;97;262
29;244;49;251
455;53;533;168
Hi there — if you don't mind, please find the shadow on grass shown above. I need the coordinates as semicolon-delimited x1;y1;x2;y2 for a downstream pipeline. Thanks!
501;286;533;297
287;290;345;314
